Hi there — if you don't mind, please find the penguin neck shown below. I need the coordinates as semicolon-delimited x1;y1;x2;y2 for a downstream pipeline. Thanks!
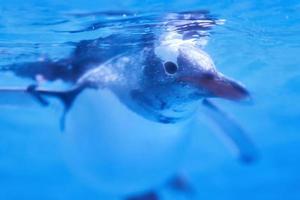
122;84;200;124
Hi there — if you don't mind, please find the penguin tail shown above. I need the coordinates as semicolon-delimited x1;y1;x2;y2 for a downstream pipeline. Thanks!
0;84;86;131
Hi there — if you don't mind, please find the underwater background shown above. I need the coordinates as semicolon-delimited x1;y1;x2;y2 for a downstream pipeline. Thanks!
0;0;300;199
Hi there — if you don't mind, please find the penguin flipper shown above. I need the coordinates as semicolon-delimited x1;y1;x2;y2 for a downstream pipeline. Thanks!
202;99;258;163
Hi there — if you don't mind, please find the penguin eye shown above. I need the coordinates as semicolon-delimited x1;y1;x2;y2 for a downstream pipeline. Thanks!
164;61;178;75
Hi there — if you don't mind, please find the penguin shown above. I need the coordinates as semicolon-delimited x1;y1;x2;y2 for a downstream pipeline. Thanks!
0;10;257;199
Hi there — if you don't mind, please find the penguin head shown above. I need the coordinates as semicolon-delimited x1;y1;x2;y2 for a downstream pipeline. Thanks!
141;36;250;103
134;35;250;122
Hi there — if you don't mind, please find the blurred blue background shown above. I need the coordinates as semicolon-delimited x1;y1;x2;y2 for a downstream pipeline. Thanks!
0;0;300;199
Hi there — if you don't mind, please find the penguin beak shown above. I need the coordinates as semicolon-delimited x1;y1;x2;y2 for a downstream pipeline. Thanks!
178;72;250;102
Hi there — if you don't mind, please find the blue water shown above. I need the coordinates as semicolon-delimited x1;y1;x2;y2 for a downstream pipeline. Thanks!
1;0;300;199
